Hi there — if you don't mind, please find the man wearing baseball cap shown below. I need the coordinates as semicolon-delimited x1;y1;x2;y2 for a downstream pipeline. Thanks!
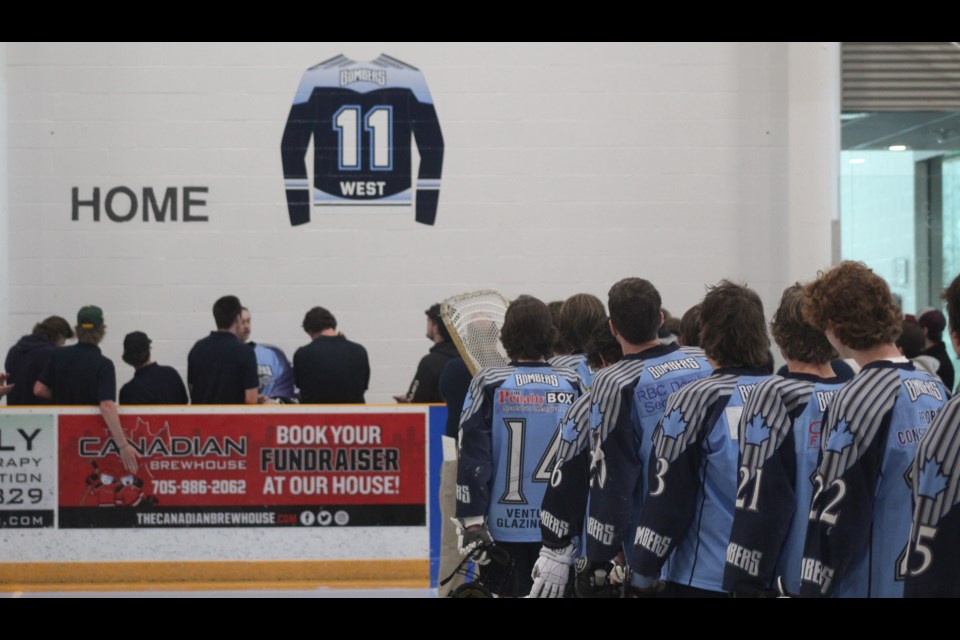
34;305;138;473
119;331;188;405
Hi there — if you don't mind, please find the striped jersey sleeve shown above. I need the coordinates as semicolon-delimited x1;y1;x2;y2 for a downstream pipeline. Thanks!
904;394;960;597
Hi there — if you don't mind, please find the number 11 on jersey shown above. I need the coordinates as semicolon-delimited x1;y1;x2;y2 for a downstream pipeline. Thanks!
333;105;393;171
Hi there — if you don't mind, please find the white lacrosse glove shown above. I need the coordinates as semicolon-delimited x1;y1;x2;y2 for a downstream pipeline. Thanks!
453;516;495;565
529;543;576;598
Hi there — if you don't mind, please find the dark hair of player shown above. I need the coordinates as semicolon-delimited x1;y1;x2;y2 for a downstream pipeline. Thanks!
33;316;74;342
943;273;960;339
122;348;150;368
585;317;622;369
771;283;837;364
802;261;901;350
547;300;567;355
678;304;702;347
76;325;106;346
700;280;770;369
896;320;926;359
426;303;452;342
302;306;338;333
607;278;662;345
213;295;243;330
559;293;606;354
500;295;556;361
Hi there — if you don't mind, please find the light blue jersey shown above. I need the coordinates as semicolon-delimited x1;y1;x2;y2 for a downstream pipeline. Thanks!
456;362;581;542
584;345;712;563
800;361;947;598
550;354;594;392
631;368;774;593
722;372;849;595
251;342;295;399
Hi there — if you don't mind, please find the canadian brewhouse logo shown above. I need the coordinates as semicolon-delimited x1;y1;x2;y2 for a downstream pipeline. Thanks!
280;54;444;226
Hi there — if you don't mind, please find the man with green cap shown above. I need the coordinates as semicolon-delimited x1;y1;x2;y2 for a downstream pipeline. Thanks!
34;305;138;473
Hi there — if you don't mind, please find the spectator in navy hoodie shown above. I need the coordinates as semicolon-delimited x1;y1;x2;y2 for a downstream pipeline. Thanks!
4;316;74;405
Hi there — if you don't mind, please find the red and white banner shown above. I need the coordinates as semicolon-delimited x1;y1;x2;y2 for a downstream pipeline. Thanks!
58;411;426;528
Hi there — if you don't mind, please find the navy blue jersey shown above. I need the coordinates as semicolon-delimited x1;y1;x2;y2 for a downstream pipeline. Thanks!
800;361;947;598
904;394;960;597
281;54;444;226
584;346;712;563
549;354;595;392
251;343;295;399
722;372;849;595
539;390;592;549
456;363;581;543
630;368;774;593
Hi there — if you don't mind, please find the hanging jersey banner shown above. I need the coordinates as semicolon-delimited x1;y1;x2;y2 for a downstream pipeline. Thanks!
57;411;426;528
281;54;444;226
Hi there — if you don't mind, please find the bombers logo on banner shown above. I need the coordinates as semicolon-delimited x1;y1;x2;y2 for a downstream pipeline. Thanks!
58;413;426;528
280;54;444;227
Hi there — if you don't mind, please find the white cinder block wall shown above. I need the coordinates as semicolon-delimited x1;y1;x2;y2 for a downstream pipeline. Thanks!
3;42;838;400
0;43;9;352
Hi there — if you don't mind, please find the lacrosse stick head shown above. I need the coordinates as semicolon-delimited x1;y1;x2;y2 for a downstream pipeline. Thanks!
440;290;510;376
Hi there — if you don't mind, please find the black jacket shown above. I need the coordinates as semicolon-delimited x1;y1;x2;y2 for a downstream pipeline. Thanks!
4;335;57;405
405;340;460;403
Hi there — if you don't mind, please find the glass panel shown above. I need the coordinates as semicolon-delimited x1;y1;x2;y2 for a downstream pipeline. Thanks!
940;154;960;386
840;150;918;315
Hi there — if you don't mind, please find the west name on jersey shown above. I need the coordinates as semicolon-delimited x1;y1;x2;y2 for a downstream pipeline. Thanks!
339;181;387;196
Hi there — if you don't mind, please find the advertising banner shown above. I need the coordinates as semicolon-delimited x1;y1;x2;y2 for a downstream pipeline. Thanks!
0;414;56;529
58;412;426;528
